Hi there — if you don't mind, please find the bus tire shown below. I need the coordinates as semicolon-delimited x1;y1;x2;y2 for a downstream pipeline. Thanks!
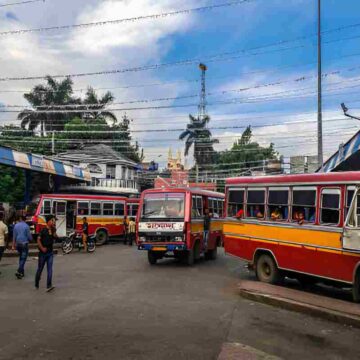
194;241;201;261
96;230;108;246
352;269;360;303
186;249;195;266
256;254;282;284
148;251;157;265
209;246;218;260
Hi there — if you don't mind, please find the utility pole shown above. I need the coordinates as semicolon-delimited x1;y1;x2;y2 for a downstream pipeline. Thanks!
198;63;207;121
317;0;323;168
51;131;55;154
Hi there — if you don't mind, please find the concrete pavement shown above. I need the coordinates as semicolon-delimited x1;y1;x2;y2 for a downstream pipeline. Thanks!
0;246;359;360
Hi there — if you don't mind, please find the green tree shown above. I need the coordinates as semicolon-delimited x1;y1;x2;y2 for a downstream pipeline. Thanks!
217;126;278;175
179;114;218;168
18;76;79;135
0;165;25;203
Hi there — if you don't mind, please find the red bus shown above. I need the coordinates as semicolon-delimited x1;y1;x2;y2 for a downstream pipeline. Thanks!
223;172;360;302
136;187;224;265
30;194;139;244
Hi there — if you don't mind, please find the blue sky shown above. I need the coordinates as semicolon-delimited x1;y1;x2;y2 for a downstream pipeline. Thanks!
1;0;360;168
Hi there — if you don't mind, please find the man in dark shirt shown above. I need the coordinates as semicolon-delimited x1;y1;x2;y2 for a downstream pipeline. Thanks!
35;215;56;292
203;208;211;251
82;217;89;252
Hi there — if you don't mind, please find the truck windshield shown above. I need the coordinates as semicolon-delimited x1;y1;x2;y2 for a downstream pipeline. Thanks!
142;193;185;219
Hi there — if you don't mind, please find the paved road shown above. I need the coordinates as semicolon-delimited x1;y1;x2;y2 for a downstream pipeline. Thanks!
0;246;359;360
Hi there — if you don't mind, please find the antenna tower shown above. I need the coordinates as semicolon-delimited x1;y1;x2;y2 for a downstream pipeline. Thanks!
198;63;207;120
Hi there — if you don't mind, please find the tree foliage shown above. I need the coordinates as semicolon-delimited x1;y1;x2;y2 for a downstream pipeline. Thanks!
217;126;278;174
0;165;25;203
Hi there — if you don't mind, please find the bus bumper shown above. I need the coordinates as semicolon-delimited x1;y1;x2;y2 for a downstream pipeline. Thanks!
138;243;186;252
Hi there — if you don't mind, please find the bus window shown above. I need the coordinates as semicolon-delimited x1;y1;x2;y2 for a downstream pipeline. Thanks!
345;186;356;219
227;189;244;217
115;203;125;216
78;202;89;216
247;189;265;219
192;196;203;218
268;188;289;221
218;200;224;217
320;189;340;225
103;203;114;216
42;199;52;215
132;204;139;216
90;202;101;216
292;187;316;223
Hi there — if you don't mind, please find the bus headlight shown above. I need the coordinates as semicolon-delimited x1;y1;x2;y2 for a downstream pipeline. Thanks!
139;236;146;242
174;236;183;242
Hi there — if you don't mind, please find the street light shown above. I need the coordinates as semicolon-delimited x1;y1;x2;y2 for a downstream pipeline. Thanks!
341;102;360;121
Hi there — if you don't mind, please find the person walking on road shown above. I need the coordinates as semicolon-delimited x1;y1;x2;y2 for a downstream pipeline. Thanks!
35;215;56;292
128;217;136;246
12;215;32;279
82;217;89;252
0;213;8;275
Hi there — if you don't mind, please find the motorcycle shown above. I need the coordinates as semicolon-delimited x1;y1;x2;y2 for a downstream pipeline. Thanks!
62;232;96;254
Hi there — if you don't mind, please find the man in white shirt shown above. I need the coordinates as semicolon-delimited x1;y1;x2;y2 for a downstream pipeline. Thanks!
0;213;8;274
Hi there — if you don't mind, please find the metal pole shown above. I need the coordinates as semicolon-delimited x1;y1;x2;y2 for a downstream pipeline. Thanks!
317;0;323;168
51;131;55;154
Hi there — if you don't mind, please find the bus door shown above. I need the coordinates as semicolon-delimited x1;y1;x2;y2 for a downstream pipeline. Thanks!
343;188;360;251
54;201;67;237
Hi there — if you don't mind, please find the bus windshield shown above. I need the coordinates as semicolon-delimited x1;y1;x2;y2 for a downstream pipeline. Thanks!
142;193;185;219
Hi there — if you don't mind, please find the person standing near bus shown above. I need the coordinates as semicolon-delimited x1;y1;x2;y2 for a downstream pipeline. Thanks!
203;208;211;251
0;213;8;275
35;215;56;292
123;216;129;244
128;217;136;246
12;215;32;279
82;217;88;252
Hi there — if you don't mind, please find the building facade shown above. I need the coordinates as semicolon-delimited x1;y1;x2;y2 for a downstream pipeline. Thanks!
56;144;139;196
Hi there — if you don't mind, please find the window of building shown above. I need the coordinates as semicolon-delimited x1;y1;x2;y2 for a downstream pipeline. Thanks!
42;199;52;215
292;187;316;223
115;203;125;216
90;202;101;216
268;188;289;221
320;188;340;225
227;189;244;217
192;196;203;218
78;202;89;216
103;202;114;216
106;165;116;179
246;189;265;219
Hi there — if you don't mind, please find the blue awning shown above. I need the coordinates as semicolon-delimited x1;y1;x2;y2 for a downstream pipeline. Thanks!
0;145;91;181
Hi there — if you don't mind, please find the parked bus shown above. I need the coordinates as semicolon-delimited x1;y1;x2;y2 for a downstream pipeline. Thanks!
136;187;224;265
30;194;139;244
223;172;360;302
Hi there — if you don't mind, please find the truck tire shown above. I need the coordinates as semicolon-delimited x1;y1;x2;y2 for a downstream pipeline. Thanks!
256;254;282;284
353;269;360;303
194;241;201;261
148;251;157;265
96;230;108;246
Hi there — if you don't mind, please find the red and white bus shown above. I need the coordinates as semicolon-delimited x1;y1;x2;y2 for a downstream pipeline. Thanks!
223;172;360;302
136;187;224;265
30;194;139;244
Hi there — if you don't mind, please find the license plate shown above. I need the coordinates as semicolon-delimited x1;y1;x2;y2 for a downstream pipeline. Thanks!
152;247;167;251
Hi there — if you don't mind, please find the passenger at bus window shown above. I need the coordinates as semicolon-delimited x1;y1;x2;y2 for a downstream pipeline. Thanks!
271;207;282;221
255;206;263;219
297;212;305;225
235;208;244;219
213;211;219;218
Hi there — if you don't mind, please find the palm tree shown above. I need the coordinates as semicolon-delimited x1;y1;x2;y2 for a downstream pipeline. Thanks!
18;76;79;135
82;87;117;125
179;114;219;167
